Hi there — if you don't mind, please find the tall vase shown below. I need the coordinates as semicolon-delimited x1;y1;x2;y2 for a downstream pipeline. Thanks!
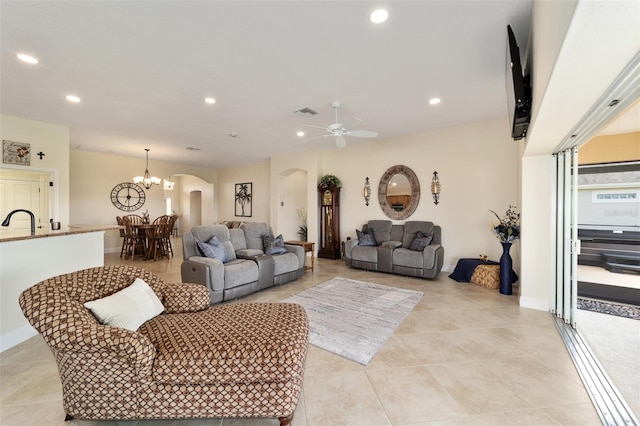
499;242;513;295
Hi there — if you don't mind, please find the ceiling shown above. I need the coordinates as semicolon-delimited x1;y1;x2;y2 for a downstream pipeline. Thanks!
598;99;640;136
1;1;533;169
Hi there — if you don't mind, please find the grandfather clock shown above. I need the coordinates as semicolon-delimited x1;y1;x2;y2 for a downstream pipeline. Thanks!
318;183;341;259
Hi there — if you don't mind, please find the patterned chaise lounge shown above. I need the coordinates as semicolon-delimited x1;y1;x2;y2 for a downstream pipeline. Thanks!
19;265;308;425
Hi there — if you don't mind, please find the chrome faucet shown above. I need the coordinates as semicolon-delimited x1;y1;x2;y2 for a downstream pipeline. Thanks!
2;209;36;235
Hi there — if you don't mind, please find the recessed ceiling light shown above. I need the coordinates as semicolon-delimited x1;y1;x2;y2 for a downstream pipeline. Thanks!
17;53;39;64
205;97;216;104
65;95;81;103
429;98;441;105
370;9;389;24
297;131;305;137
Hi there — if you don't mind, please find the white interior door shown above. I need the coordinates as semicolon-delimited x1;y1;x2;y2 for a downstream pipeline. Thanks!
0;178;41;232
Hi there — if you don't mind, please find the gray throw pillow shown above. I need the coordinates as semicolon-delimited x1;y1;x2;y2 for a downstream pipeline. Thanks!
197;236;229;262
264;234;287;255
356;228;377;246
409;231;433;251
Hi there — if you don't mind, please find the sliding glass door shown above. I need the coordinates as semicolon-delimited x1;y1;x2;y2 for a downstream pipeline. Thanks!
552;147;579;326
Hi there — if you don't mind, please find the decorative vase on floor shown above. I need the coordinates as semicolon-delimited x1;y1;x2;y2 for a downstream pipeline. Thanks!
499;242;513;295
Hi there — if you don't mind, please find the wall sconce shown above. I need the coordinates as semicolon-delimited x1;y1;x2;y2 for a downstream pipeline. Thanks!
164;176;175;190
363;177;371;206
431;171;441;205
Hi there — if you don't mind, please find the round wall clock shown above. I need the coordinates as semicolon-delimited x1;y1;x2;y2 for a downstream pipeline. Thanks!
110;182;146;211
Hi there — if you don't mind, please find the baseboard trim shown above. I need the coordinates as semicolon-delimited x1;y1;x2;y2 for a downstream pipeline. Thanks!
0;325;37;352
519;296;549;311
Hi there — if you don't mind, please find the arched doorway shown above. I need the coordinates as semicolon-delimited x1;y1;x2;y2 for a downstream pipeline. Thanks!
277;169;308;240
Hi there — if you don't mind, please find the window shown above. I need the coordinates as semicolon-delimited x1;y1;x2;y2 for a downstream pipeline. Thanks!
592;190;639;203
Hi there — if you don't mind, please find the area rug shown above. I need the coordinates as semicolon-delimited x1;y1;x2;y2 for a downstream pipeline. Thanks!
578;297;640;320
281;277;423;365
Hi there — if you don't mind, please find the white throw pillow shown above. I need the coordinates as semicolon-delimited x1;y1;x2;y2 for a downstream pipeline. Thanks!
84;278;165;331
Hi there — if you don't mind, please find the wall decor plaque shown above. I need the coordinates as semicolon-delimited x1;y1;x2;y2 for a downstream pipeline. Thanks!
3;140;31;166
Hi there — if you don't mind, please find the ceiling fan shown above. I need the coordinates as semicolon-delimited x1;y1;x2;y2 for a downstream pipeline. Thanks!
304;101;378;148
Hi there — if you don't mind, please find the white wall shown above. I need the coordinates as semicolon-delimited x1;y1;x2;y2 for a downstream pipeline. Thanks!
520;155;555;310
321;117;521;271
250;118;520;271
217;160;271;224
1;114;70;224
70;149;217;253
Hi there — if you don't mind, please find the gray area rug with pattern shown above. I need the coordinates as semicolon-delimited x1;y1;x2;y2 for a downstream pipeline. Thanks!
281;277;423;365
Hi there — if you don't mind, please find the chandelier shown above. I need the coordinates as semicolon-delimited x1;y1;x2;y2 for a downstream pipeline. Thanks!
133;148;161;189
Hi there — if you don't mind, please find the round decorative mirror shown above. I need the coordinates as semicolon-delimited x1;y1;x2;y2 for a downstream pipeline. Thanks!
378;165;420;220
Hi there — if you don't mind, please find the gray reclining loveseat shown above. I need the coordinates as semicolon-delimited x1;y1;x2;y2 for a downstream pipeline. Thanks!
181;223;304;303
345;220;444;279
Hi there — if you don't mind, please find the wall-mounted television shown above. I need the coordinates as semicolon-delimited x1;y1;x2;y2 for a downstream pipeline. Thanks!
506;25;531;140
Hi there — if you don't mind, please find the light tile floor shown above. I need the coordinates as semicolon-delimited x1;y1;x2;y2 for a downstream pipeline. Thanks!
1;241;603;425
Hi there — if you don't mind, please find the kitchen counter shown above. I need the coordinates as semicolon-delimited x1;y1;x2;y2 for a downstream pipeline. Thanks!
0;224;120;243
1;224;116;351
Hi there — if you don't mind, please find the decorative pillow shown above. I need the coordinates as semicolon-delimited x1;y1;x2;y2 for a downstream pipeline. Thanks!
264;234;287;255
356;228;377;246
357;228;378;246
84;278;165;331
409;231;433;251
197;235;228;262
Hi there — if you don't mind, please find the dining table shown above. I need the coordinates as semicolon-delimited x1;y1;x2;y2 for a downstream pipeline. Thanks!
133;223;160;260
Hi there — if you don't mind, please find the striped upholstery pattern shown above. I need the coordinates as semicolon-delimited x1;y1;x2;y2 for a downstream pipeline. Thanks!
19;266;308;423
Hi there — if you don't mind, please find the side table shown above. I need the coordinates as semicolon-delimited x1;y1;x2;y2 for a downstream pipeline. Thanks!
285;240;315;272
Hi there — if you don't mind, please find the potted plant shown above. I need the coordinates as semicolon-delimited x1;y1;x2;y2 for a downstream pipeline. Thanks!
489;205;520;295
318;174;342;189
296;207;308;241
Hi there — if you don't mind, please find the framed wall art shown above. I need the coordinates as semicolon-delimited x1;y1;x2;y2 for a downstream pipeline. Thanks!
235;182;252;217
3;140;31;166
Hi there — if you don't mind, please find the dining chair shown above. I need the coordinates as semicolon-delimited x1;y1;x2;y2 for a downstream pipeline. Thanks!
151;215;173;259
147;215;170;260
165;215;177;257
122;216;146;260
123;214;144;226
116;216;126;258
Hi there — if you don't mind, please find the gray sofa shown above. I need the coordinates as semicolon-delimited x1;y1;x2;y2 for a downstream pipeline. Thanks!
181;223;304;303
345;220;444;279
